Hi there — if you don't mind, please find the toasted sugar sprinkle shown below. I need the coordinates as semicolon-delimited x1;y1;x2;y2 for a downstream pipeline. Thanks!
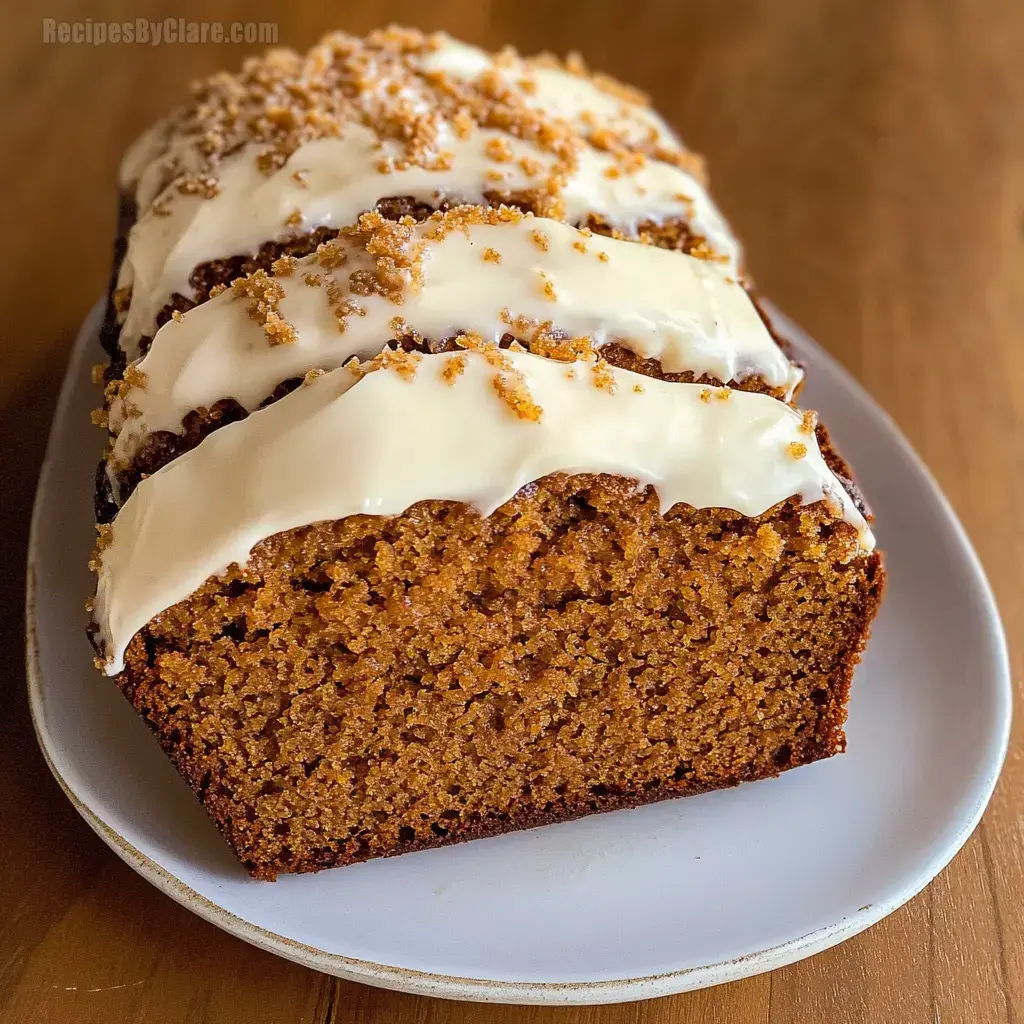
492;370;543;422
788;441;808;460
530;228;550;252
482;247;502;264
263;311;300;346
141;26;693;234
799;410;818;436
123;365;148;391
591;358;617;393
345;345;423;382
485;136;514;162
89;523;113;573
441;353;467;383
231;270;298;345
271;255;298;276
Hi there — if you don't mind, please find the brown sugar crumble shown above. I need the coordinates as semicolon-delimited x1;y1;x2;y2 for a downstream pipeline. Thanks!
271;255;298;277
231;270;298;346
482;247;502;264
591;357;617;393
492;369;543;421
441;353;467;383
788;441;809;460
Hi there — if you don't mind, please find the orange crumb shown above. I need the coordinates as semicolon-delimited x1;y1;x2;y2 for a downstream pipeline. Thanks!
492;371;543;421
591;359;617;393
271;255;297;276
123;365;148;390
799;411;818;435
537;272;557;301
485;136;514;162
788;441;809;459
441;354;467;384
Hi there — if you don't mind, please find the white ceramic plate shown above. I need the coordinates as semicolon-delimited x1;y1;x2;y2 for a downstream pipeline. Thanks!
27;302;1010;1004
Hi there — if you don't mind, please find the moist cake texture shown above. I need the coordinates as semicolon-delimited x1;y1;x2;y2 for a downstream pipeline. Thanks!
90;27;884;879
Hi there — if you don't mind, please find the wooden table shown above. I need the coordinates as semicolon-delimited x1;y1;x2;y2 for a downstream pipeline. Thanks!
2;1;1021;1020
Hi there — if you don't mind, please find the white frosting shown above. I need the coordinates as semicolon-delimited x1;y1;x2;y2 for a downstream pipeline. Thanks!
114;34;737;356
96;349;871;674
116;127;736;354
421;38;679;149
110;215;796;467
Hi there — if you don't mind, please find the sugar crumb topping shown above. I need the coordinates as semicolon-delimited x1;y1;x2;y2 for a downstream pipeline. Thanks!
441;353;467;384
492;370;543;421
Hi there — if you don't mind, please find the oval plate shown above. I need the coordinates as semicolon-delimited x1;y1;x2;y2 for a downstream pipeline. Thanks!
27;302;1010;1004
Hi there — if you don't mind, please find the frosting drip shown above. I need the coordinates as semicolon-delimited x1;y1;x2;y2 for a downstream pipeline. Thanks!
95;349;872;675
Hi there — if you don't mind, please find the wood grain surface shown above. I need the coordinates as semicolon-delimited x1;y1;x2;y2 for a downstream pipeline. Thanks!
1;1;1021;1021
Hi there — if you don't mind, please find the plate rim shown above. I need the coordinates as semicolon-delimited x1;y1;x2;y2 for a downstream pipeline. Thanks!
25;300;1012;1005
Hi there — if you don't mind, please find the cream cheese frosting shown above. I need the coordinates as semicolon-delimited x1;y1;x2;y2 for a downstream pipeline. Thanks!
95;349;871;674
113;32;738;356
109;213;797;469
115;127;737;353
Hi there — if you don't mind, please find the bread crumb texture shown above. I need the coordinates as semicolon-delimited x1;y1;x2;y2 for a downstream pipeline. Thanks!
117;474;882;879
